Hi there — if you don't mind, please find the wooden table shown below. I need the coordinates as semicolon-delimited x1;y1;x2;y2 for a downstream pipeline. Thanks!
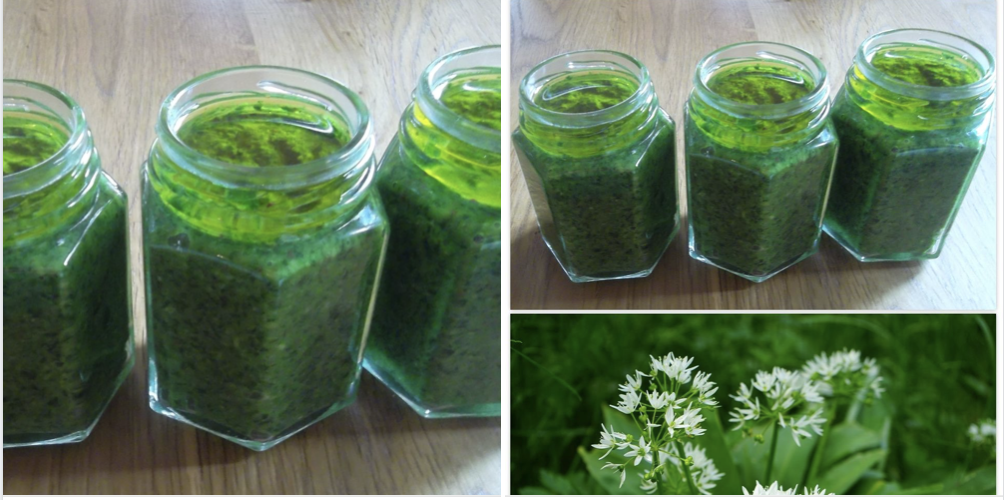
3;0;501;494
510;0;998;310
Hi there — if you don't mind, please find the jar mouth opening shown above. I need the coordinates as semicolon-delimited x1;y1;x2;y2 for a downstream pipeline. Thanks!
693;41;830;118
856;28;996;100
3;80;89;199
519;49;654;127
156;66;374;190
415;45;501;153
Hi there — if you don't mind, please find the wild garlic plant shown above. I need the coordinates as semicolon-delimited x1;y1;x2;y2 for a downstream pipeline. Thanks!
593;352;721;495
803;349;884;405
728;367;826;482
742;481;833;496
968;418;996;459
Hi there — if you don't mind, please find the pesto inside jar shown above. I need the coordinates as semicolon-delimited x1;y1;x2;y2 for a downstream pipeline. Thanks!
514;53;679;283
144;76;387;449
685;44;837;282
824;35;994;261
4;100;131;447
367;61;502;417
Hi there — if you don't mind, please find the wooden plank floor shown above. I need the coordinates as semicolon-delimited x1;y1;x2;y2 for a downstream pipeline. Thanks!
510;0;998;310
3;0;501;494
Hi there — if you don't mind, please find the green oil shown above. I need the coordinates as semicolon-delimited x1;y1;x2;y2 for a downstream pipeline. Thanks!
706;63;816;105
176;99;352;167
871;45;984;87
532;71;639;113
438;70;502;130
3;114;70;175
410;70;502;208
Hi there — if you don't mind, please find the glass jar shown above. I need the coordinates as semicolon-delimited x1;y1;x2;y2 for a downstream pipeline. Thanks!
824;29;996;261
3;80;132;447
143;67;388;451
513;50;678;283
365;46;501;418
685;42;838;282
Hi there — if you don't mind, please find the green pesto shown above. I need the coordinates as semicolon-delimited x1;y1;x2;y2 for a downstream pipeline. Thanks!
176;100;351;167
686;61;836;281
438;70;502;130
870;46;983;87
4;114;69;175
4;121;132;447
514;70;678;282
531;70;639;113
706;63;815;105
145;98;387;447
824;45;991;260
366;70;501;417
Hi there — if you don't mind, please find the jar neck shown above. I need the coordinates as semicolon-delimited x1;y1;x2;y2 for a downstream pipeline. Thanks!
517;50;662;157
147;66;376;243
397;45;501;209
3;80;100;243
687;42;831;151
843;29;995;132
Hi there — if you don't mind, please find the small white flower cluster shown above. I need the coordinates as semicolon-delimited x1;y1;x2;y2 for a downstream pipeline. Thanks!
729;367;827;446
595;352;721;494
742;481;833;495
803;349;884;401
968;418;996;445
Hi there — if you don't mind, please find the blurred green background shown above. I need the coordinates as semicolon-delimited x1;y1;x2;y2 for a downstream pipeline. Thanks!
511;314;996;494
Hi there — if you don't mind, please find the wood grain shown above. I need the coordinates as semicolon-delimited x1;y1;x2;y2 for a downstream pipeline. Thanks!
3;0;500;494
510;0;998;311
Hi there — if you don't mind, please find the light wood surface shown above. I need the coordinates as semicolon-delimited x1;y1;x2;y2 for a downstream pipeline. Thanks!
510;0;998;311
3;0;501;494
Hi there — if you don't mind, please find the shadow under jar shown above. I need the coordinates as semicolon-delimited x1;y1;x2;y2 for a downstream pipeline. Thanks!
143;67;388;451
823;29;996;261
685;42;838;282
3;80;132;448
513;50;678;283
365;46;501;418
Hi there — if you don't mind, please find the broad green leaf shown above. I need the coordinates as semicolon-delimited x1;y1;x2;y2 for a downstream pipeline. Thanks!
821;421;882;469
816;449;885;494
730;423;817;489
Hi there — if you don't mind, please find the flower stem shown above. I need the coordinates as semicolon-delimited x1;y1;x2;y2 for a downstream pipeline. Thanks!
804;404;837;486
674;441;699;495
765;421;781;484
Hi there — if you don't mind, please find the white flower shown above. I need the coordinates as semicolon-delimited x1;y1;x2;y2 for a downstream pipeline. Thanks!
611;389;641;414
651;353;697;384
592;423;629;459
639;475;658;494
624;436;651;466
666;443;722;495
692;371;720;406
804;349;883;400
743;481;832;495
968;418;996;444
666;403;706;437
601;462;627;488
728;394;761;430
782;408;827;446
647;390;670;410
730;367;826;442
619;370;648;393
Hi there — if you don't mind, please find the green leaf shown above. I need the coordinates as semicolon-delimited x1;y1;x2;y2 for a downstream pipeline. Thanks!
821;421;883;469
941;465;997;495
730;423;817;489
815;448;885;494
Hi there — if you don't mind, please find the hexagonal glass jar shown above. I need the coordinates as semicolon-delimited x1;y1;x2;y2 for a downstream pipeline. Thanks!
685;42;838;282
4;80;133;448
824;29;996;261
365;46;501;418
142;67;388;451
513;50;678;283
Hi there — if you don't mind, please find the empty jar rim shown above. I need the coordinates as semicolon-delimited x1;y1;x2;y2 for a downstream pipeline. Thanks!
155;66;374;191
854;28;996;101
